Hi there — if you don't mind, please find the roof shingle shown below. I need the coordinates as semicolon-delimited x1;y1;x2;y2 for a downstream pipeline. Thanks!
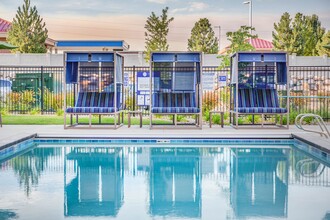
0;18;11;32
249;38;273;49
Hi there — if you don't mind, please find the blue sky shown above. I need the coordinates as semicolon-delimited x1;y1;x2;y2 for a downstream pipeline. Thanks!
1;0;329;51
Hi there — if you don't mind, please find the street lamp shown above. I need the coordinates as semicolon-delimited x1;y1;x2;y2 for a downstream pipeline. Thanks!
214;25;221;50
243;0;252;36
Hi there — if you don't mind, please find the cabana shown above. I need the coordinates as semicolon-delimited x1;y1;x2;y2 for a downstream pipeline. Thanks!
64;52;124;129
230;52;289;128
149;52;202;129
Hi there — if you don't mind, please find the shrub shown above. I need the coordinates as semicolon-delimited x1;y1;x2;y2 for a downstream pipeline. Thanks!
56;109;64;116
6;90;36;112
124;96;134;110
212;114;221;125
202;91;219;113
30;108;40;115
40;88;63;111
177;115;186;122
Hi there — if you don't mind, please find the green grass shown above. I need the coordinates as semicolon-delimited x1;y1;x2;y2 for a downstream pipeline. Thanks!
3;115;65;125
1;114;173;125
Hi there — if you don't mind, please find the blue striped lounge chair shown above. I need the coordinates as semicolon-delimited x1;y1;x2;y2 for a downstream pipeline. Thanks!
232;88;287;127
151;92;199;114
65;92;122;128
234;88;287;114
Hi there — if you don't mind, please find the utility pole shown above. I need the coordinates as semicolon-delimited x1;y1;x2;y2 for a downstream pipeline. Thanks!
243;0;253;37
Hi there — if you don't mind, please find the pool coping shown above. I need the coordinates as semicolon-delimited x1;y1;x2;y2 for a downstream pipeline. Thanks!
0;133;37;151
292;134;330;154
33;132;328;152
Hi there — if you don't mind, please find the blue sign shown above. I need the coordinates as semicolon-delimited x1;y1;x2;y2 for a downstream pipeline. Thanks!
219;76;226;82
219;75;227;87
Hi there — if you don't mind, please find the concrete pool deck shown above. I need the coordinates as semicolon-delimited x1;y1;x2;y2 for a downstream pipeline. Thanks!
1;124;329;152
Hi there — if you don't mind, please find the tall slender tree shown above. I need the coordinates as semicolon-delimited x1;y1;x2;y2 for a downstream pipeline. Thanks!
316;31;330;56
144;7;174;62
7;0;48;53
187;18;218;54
290;13;305;55
303;14;325;56
272;12;292;52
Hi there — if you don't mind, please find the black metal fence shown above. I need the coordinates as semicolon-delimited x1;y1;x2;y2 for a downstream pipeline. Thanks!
0;65;329;121
0;66;63;114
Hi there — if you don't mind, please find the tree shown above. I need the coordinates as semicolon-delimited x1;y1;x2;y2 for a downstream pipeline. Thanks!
316;31;330;56
303;14;325;56
219;26;257;68
290;13;305;55
187;18;218;54
273;12;325;56
7;0;48;53
272;12;292;52
144;7;174;62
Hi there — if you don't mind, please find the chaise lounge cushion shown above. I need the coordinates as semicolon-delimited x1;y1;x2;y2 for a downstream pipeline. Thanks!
151;107;200;113
75;92;99;107
237;88;257;108
151;92;199;113
235;88;287;113
235;107;287;113
66;92;120;113
66;107;117;113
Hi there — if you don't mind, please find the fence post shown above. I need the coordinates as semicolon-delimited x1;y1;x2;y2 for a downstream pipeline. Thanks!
132;65;136;113
40;66;44;115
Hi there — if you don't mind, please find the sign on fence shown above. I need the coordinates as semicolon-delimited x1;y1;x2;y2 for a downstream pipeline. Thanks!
219;75;227;87
124;72;129;87
202;72;215;91
137;71;150;106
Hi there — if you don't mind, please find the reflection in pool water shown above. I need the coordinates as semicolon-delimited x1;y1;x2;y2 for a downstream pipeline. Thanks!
0;144;329;220
65;147;124;216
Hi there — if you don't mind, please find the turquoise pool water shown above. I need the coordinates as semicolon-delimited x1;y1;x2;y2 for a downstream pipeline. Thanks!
0;139;329;220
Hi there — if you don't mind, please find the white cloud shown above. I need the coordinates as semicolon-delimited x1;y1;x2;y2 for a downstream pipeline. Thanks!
172;8;188;13
189;2;208;11
172;2;209;14
146;0;168;4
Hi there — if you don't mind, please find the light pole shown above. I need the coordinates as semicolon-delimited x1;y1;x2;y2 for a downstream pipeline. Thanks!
243;0;252;36
214;25;221;50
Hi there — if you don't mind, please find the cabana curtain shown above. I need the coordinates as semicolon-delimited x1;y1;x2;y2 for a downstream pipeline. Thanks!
115;55;123;83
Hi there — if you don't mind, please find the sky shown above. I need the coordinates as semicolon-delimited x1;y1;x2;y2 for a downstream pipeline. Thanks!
0;0;329;51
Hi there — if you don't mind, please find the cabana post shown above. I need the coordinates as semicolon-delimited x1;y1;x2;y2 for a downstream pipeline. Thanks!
149;52;202;129
229;52;289;129
64;52;124;129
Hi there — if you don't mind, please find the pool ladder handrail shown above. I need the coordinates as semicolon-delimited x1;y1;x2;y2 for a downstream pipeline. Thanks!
295;113;330;139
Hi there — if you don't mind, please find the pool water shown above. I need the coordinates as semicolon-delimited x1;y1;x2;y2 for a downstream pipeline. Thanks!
0;140;329;220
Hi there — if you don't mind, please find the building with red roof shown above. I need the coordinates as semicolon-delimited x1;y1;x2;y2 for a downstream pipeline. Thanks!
248;38;273;51
0;18;11;41
219;38;274;54
0;17;56;52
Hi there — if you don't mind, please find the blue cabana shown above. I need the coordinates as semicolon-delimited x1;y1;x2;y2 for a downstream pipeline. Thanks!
64;52;124;128
230;52;289;128
149;52;202;128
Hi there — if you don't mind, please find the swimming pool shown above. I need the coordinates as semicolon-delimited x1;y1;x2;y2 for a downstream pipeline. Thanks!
0;138;329;220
